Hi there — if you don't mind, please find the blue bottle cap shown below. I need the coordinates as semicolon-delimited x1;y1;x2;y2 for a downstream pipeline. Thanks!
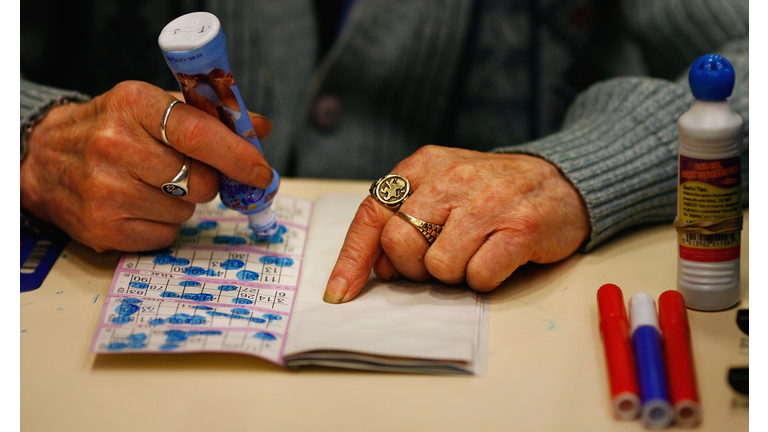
688;54;735;100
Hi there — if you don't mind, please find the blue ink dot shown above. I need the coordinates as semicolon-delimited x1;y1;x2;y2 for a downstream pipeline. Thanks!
179;227;199;236
232;298;254;305
160;344;179;350
160;292;180;298
217;203;228;210
217;285;238;291
197;221;218;230
182;293;214;302
166;314;191;324
262;314;283;321
259;256;294;267
127;333;147;342
236;270;259;281
249;317;267;324
179;280;201;287
221;259;245;270
254;332;277;341
231;308;250;315
115;302;139;316
153;255;175;265
111;315;133;324
277;225;288;234
213;235;247;246
192;305;214;310
230;314;246;320
202;331;222;336
128;281;148;289
148;318;165;326
165;330;188;342
181;266;207;276
124;298;142;304
172;258;191;266
106;342;128;350
189;316;206;325
206;311;229;317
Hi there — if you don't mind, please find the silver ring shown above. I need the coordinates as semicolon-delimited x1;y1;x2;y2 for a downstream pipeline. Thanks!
161;156;191;197
160;100;183;146
369;174;411;211
396;211;443;245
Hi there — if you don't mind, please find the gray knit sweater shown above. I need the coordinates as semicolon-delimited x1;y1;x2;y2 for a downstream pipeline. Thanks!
20;0;749;251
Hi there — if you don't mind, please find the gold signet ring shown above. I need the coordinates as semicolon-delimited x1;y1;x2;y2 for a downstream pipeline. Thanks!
369;174;411;211
396;211;443;245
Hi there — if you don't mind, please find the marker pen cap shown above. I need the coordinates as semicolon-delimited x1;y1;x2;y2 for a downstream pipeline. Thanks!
159;12;220;52
628;293;660;335
641;398;675;429
659;290;690;336
597;284;629;325
688;54;735;101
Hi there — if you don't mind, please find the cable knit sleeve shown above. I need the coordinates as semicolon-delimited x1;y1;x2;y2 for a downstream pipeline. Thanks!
494;37;748;251
20;77;91;159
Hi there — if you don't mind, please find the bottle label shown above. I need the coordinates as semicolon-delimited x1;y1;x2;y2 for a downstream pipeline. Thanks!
678;155;741;262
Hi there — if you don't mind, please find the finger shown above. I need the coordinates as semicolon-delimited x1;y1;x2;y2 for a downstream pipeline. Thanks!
323;197;393;304
249;113;273;141
94;219;184;252
379;189;451;282
138;152;220;204
167;90;272;141
421;207;488;285
465;230;533;292
380;215;431;282
128;85;273;188
372;250;401;281
119;182;198;224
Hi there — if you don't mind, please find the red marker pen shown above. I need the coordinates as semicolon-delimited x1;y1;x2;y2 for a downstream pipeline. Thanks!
659;290;701;427
597;284;640;420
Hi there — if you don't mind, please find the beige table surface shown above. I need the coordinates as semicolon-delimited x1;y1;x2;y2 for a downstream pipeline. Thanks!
21;178;749;432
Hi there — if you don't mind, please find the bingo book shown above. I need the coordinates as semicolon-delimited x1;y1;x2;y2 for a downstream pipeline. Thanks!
90;194;489;375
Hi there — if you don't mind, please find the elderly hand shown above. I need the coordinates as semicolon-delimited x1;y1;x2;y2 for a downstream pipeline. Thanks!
20;80;272;252
323;145;591;303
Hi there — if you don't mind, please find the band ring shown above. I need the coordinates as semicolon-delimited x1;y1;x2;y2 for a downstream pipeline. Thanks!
161;156;191;197
396;211;443;245
369;174;411;210
160;100;183;146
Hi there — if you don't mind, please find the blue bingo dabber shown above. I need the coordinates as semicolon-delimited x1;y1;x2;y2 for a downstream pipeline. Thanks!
158;12;279;240
628;293;674;429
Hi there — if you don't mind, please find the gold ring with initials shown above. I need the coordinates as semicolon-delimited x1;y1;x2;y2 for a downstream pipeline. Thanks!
369;174;411;210
396;211;443;245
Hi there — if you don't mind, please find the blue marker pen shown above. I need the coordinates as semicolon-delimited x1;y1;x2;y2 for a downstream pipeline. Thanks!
628;293;674;429
158;12;279;240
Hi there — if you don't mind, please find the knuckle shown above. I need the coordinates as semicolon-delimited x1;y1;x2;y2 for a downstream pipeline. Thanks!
424;250;465;284
354;198;390;229
466;263;503;292
174;115;213;155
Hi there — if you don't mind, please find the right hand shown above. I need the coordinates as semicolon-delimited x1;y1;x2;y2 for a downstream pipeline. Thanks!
20;80;273;252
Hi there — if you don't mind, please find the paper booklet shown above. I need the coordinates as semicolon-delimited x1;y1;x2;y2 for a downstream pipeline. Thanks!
90;194;490;375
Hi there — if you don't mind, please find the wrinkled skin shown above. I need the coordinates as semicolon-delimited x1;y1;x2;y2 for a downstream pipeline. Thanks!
20;80;273;252
324;145;591;303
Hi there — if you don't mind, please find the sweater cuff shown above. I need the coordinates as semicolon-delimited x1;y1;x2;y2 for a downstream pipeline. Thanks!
20;78;91;160
494;77;692;251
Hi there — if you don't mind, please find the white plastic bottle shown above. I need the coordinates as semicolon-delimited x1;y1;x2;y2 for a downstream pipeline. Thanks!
676;54;744;311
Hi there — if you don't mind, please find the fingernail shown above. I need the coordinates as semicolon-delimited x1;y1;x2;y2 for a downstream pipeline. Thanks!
323;276;348;304
250;112;272;126
251;164;273;188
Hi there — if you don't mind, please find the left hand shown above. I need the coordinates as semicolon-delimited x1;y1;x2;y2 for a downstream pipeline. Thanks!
323;145;591;303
